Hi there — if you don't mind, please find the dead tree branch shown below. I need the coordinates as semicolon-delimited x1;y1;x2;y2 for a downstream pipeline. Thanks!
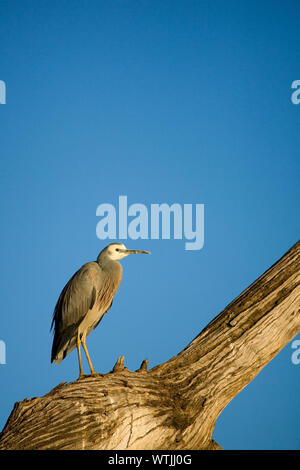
1;241;299;450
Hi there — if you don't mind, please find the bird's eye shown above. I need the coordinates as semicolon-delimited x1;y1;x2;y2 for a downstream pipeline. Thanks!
116;248;120;252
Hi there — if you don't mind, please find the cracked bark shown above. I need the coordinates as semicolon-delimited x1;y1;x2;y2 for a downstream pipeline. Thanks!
0;241;299;450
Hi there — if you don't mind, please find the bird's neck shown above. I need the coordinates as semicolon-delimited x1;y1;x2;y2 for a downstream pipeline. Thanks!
98;258;123;291
97;256;123;275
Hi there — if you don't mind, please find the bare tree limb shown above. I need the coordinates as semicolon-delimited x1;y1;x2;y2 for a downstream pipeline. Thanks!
1;241;299;450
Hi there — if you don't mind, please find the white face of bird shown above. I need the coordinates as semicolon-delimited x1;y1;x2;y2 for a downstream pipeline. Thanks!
106;243;150;260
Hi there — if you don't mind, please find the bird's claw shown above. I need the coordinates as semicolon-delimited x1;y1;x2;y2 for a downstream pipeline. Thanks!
90;371;103;378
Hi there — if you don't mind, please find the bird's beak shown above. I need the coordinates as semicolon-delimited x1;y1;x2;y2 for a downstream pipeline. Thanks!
124;249;151;255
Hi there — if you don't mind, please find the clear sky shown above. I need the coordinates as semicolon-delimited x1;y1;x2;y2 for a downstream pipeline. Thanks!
0;0;299;450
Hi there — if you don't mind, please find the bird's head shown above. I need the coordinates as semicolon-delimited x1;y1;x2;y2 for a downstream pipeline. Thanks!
99;243;150;261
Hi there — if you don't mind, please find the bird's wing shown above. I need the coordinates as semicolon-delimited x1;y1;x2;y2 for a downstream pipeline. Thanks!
51;262;101;331
51;262;101;362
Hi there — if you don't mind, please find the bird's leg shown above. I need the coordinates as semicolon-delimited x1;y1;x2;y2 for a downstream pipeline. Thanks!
81;333;96;376
77;333;84;379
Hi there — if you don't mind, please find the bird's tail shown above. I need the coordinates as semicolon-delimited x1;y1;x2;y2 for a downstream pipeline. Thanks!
51;327;77;364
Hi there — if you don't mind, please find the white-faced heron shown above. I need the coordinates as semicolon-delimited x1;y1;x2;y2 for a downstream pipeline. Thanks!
51;243;150;378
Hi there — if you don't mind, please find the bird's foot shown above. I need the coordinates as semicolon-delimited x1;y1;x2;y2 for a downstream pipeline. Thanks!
90;371;103;378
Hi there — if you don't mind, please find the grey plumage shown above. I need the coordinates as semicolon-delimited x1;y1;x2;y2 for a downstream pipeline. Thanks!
51;243;150;377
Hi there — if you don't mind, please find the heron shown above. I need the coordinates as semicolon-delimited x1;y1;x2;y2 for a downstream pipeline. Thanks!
51;243;150;378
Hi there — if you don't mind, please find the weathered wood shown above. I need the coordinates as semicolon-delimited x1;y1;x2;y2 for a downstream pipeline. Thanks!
1;241;299;450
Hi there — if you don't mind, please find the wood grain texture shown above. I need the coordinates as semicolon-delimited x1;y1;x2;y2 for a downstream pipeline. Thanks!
1;241;299;450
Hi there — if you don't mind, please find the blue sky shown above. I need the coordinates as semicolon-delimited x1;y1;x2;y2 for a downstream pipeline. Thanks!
0;0;299;449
